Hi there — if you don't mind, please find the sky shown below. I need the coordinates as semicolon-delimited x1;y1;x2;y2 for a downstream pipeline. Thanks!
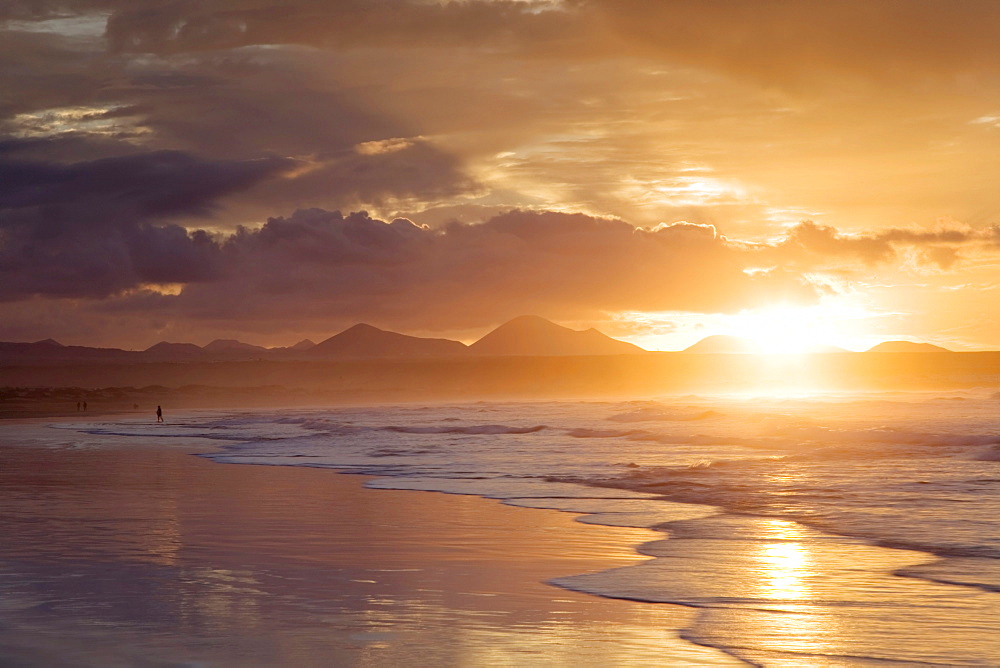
4;0;1000;352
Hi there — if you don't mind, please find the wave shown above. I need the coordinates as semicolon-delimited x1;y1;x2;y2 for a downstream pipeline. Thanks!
565;428;645;439
973;444;1000;461
607;406;721;423
383;424;548;435
274;416;551;438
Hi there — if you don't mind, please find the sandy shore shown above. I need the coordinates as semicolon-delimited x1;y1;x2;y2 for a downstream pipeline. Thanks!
0;420;740;667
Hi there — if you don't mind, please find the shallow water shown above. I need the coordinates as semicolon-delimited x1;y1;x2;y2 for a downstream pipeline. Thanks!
0;432;739;667
13;391;1000;664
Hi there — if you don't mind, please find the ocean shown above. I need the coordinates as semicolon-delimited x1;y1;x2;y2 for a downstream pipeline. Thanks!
21;391;1000;664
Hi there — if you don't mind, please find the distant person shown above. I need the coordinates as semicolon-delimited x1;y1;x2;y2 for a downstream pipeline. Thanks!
133;403;139;410
156;405;163;423
76;401;81;411
83;401;87;411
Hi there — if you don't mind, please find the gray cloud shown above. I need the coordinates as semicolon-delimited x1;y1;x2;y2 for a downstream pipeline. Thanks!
0;149;292;299
102;0;578;55
2;8;481;220
5;204;1000;345
112;209;821;332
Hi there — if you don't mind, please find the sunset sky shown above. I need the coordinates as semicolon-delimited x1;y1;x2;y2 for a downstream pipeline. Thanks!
4;0;1000;351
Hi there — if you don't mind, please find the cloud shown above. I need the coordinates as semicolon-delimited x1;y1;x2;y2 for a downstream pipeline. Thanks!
6;1;1000;349
0;149;293;299
97;209;821;333
0;149;291;215
5;204;1000;345
765;220;998;269
584;0;1000;90
1;14;481;218
102;0;578;55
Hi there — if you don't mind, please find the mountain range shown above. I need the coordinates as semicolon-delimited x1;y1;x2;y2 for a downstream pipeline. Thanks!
309;323;468;358
468;315;644;356
683;335;851;354
866;340;951;353
682;336;954;353
0;319;958;365
0;316;647;364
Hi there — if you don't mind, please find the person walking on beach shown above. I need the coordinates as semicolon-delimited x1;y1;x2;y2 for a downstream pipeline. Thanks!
156;405;163;423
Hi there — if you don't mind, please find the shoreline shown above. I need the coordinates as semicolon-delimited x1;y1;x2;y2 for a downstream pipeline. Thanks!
9;407;1000;665
0;416;742;666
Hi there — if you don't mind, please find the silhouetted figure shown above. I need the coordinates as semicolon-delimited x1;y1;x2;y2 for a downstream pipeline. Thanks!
133;403;139;410
83;401;87;411
76;402;81;411
156;405;163;423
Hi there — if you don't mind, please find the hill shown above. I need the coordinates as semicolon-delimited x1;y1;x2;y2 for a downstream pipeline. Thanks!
469;315;645;356
684;336;853;353
684;335;763;353
144;342;205;359
867;341;951;353
203;339;268;353
0;340;136;364
310;323;467;358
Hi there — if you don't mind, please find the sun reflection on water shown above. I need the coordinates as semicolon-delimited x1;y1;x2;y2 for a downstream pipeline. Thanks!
744;519;846;658
759;542;809;600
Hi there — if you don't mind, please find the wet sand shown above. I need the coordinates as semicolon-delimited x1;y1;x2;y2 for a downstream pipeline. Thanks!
0;423;740;667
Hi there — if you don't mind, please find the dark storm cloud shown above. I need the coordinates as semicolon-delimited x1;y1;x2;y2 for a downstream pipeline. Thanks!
2;4;482;215
6;203;1000;343
0;149;293;299
156;209;821;330
102;0;576;55
0;149;291;215
184;210;998;331
8;188;998;320
238;140;478;216
0;29;113;118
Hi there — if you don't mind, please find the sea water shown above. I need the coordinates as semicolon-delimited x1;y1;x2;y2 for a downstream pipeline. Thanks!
49;392;1000;665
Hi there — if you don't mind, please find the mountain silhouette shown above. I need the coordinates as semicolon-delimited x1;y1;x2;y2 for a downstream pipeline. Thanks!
867;340;951;353
290;339;316;351
469;315;645;356
34;338;64;347
684;335;763;353
0;339;129;362
310;323;467;358
685;335;852;353
203;339;268;353
144;341;205;358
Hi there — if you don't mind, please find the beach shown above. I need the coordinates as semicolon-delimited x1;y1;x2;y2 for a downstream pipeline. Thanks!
4;394;1000;666
0;416;739;667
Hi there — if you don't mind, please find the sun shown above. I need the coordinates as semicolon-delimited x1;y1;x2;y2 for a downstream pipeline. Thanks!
723;304;856;354
616;299;880;353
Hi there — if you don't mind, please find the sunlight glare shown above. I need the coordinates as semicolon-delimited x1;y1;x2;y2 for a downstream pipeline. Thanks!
755;520;814;601
724;303;858;354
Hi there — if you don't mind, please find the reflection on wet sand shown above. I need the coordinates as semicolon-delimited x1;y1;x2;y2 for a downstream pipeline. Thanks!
556;512;1000;665
756;521;813;601
744;519;844;663
0;435;740;666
